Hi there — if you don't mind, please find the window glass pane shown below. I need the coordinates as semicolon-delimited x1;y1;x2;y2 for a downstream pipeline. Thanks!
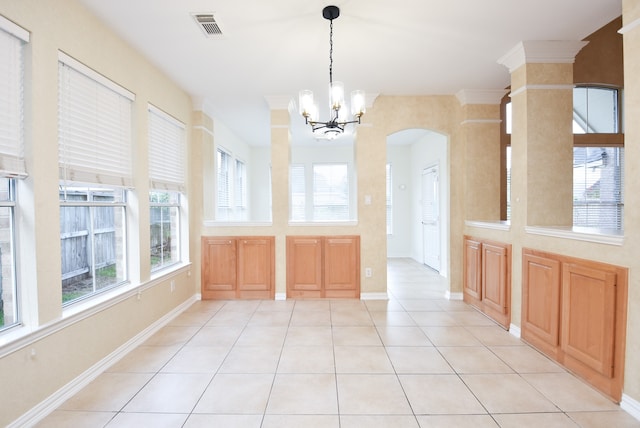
216;149;231;220
0;178;16;330
505;101;512;135
290;164;305;221
60;186;127;305
313;163;349;221
506;146;511;221
149;191;180;271
573;87;618;133
573;147;623;230
235;159;247;221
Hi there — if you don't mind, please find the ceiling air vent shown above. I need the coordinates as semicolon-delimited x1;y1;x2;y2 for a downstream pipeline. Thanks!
193;13;224;37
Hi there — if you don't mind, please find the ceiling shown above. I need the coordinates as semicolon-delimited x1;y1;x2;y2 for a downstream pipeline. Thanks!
78;0;621;147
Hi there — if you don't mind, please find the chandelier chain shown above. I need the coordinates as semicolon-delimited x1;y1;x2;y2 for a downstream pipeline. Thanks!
329;18;334;86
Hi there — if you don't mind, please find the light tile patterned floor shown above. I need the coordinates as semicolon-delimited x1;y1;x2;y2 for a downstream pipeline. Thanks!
36;258;640;427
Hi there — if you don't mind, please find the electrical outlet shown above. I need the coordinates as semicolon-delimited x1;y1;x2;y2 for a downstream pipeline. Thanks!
365;267;372;277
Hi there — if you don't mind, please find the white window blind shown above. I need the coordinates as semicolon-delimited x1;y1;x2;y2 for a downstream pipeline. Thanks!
58;52;134;187
313;163;349;221
216;148;231;220
0;17;29;178
148;105;185;192
290;164;305;221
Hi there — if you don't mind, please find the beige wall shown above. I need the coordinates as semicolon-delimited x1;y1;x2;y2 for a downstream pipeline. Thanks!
0;1;194;425
2;0;640;425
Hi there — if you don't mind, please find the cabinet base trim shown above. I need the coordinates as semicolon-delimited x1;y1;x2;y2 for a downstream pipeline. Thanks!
621;394;640;423
509;323;521;338
446;291;463;300
275;292;286;301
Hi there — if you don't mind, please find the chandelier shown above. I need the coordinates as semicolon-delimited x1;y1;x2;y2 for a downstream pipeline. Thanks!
299;5;365;139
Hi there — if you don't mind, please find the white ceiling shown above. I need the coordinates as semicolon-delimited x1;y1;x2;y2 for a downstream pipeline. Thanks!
78;0;621;147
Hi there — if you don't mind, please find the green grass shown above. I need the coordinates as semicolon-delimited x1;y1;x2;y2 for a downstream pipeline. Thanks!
62;291;86;303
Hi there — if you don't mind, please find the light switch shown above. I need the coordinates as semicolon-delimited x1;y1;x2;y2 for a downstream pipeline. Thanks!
364;195;372;205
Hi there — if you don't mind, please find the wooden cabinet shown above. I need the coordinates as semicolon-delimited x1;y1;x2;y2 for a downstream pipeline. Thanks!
521;248;627;402
287;235;360;299
201;236;274;299
463;236;511;329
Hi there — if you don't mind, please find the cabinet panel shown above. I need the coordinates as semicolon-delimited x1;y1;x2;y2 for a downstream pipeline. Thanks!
522;252;561;359
463;238;482;306
201;238;236;297
201;236;273;300
324;237;360;298
287;237;323;297
562;263;616;378
238;238;274;298
482;243;509;316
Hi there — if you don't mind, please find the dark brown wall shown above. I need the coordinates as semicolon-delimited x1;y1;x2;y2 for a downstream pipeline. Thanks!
574;16;623;87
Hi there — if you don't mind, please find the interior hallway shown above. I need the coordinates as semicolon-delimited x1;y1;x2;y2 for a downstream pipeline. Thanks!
35;258;640;427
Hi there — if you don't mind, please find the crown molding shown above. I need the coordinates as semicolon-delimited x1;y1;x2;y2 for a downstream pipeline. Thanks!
498;40;589;73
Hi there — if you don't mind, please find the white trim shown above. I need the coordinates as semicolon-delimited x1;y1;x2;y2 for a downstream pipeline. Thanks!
264;95;293;110
510;84;575;98
621;394;640;422
525;226;624;246
509;323;522;338
619;18;640;35
360;292;389;300
275;292;287;301
498;40;588;73
288;221;358;227
465;220;511;231
193;125;214;137
446;291;463;301
58;51;135;100
0;15;29;42
7;295;197;428
203;220;273;228
148;104;186;129
460;119;502;126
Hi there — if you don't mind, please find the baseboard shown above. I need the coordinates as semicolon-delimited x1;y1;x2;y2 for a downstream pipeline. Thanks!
275;292;287;301
360;292;389;300
509;323;521;338
621;393;640;422
9;295;198;428
445;291;463;300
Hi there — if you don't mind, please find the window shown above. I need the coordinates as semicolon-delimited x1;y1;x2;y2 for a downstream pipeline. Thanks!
313;163;349;221
60;186;127;303
148;105;184;271
386;163;392;234
290;164;305;221
58;53;133;304
0;17;28;330
216;148;232;220
235;159;247;221
149;191;180;270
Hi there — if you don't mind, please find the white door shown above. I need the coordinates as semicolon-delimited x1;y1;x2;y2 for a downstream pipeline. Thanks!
422;165;440;271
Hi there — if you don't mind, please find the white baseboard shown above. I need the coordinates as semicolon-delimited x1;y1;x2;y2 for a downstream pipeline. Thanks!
275;292;286;301
621;393;640;422
360;292;389;300
445;291;463;300
509;323;521;338
9;295;197;428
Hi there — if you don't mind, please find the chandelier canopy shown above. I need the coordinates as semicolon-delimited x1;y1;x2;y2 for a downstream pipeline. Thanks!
299;5;365;139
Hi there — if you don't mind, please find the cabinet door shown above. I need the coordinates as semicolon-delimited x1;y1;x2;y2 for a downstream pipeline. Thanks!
481;242;510;328
463;238;482;307
522;252;561;359
237;237;274;299
561;263;616;378
287;236;323;298
201;237;237;299
324;236;360;298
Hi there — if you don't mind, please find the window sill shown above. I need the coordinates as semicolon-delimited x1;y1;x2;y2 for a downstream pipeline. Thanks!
0;262;192;358
525;226;624;246
465;220;511;231
288;220;358;227
203;221;273;227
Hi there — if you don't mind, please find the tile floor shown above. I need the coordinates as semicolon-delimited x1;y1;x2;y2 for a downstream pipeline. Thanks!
36;258;640;427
